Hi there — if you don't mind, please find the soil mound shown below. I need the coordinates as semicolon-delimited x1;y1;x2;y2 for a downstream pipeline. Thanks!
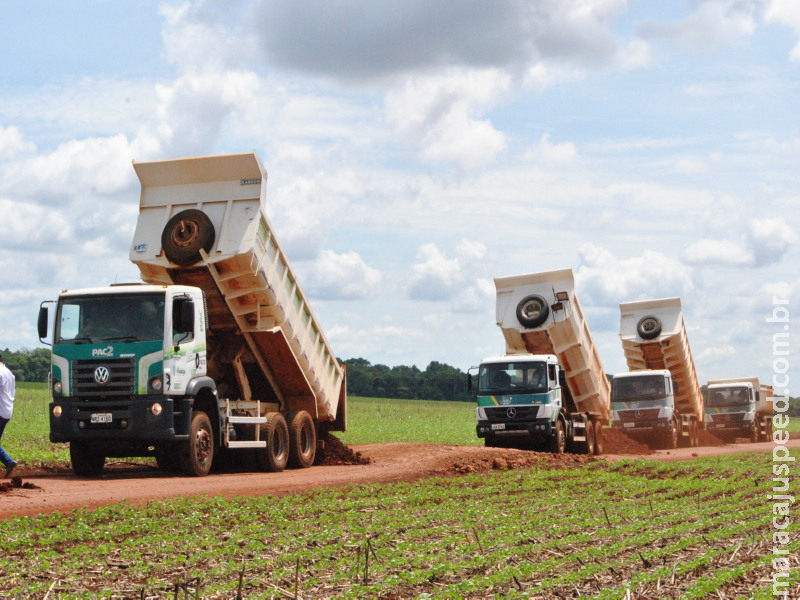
0;477;40;493
434;449;597;477
603;429;653;455
697;429;726;446
315;433;372;466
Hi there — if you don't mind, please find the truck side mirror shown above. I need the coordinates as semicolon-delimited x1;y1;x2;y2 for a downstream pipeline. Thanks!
558;368;567;387
38;306;49;339
673;380;679;394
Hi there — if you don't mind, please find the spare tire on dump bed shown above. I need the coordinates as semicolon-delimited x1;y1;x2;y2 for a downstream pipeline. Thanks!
161;209;216;266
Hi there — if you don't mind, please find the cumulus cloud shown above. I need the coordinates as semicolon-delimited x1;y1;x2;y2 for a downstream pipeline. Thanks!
0;127;35;160
524;134;578;165
638;0;758;52
246;0;633;81
765;0;800;61
385;69;509;170
682;218;797;267
407;240;493;311
575;243;695;305
303;249;381;301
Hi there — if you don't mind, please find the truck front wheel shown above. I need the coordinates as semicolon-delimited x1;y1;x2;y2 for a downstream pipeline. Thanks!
287;411;316;469
576;420;595;455
663;422;678;449
593;425;604;455
256;413;289;472
549;420;566;454
180;411;214;477
70;442;105;477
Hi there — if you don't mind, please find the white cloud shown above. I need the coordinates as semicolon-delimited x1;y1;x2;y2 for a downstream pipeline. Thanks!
638;0;757;52
303;250;381;301
575;243;695;305
407;240;492;312
683;218;797;267
765;0;800;61
696;344;736;361
525;134;578;165
0;127;35;160
385;69;509;170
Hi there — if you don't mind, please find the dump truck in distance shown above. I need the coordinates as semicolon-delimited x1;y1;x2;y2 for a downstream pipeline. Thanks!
612;297;703;448
471;269;610;454
39;153;346;477
705;377;774;442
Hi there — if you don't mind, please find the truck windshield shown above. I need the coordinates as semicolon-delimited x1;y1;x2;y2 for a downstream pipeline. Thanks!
612;375;667;402
478;362;547;394
56;292;166;344
707;387;750;407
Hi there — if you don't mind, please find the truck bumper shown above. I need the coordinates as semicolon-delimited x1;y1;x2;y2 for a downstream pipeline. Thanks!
477;418;553;439
706;422;755;436
49;396;188;445
613;418;672;441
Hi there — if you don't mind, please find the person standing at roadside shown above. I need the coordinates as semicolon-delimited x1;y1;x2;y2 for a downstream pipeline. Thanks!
0;353;16;478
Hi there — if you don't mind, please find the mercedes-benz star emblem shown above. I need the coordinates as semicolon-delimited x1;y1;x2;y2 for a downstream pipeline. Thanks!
634;410;643;418
94;366;111;386
506;407;517;419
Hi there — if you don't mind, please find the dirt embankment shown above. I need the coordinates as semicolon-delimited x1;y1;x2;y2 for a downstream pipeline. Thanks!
1;434;796;520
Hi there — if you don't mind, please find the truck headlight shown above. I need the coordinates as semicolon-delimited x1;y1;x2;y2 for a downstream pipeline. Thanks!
52;379;62;396
148;375;163;394
150;403;163;416
52;405;62;418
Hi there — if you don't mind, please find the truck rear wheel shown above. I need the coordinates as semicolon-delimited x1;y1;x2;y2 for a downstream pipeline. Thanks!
636;315;662;340
593;425;604;455
549;420;566;454
516;294;549;329
70;442;105;477
180;411;214;477
287;411;316;469
576;420;595;455
161;209;216;266
256;413;289;472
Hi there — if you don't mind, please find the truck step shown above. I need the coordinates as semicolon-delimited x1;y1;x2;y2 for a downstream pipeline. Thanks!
228;416;267;425
226;441;267;449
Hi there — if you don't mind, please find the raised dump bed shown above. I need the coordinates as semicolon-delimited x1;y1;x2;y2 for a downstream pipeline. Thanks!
619;297;703;422
494;268;610;422
129;152;345;428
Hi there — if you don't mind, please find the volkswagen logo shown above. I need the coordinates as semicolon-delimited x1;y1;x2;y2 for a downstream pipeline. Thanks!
506;407;517;419
94;366;111;386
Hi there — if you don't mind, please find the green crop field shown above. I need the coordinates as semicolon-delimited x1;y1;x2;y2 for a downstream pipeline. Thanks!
1;449;798;597
3;389;800;597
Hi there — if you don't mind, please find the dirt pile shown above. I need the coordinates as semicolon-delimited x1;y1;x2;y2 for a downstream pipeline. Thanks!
697;429;726;446
0;477;40;493
602;429;653;455
434;449;597;477
315;433;372;466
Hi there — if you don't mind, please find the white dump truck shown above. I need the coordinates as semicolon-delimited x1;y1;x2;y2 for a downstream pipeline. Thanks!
471;269;610;454
612;297;703;448
38;152;346;476
705;377;774;442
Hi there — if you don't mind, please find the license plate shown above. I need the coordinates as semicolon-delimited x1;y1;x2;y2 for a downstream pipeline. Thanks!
624;422;635;428
91;413;112;424
491;423;506;431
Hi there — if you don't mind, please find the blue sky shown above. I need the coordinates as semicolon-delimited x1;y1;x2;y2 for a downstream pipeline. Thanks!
0;0;797;392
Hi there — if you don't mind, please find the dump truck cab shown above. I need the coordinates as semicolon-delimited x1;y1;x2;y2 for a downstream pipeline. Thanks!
611;370;677;442
705;378;773;442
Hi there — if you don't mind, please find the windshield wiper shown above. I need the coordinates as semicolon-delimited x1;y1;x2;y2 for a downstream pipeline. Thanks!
65;337;94;344
100;336;139;342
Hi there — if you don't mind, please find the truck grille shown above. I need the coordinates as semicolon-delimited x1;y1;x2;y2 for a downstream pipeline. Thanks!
484;405;540;421
72;358;135;397
616;408;661;422
710;413;744;424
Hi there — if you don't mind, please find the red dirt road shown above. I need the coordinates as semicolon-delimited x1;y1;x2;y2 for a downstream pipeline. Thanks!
2;439;798;520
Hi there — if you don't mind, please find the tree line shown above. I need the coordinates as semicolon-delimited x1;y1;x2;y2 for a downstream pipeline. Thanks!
342;358;473;402
1;348;51;383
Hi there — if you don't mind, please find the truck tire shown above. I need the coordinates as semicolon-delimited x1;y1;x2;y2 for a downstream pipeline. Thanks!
576;420;595;455
256;412;289;473
593;425;604;455
180;411;214;477
549;420;566;454
664;422;678;449
516;294;549;329
749;425;759;443
161;209;216;266
286;411;317;469
70;442;105;477
636;315;662;340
